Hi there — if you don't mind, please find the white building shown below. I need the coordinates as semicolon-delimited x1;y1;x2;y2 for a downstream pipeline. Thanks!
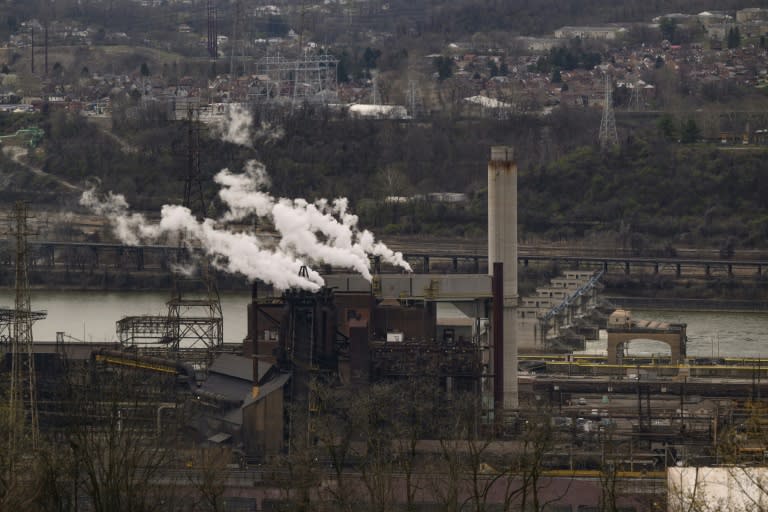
554;26;627;40
348;104;408;119
668;466;768;512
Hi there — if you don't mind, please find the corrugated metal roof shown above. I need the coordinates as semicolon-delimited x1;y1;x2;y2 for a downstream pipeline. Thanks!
208;353;270;381
207;432;232;444
198;373;252;402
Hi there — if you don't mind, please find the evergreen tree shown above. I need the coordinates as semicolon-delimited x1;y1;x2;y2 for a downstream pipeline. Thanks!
488;60;499;77
434;56;453;80
727;27;741;49
659;17;677;43
657;115;677;141
680;119;700;144
362;47;381;70
336;52;351;83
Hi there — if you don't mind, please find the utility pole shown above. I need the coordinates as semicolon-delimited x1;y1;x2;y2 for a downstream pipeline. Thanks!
372;76;380;105
229;0;242;76
30;27;34;74
44;21;48;76
298;0;306;52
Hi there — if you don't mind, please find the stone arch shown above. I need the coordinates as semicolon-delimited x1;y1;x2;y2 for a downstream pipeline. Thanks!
607;329;686;365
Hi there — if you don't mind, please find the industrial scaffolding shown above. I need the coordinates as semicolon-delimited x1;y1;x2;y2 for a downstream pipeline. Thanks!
116;305;223;358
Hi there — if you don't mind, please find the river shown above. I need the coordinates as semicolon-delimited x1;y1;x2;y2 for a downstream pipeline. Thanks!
582;308;768;359
627;308;768;358
0;290;251;344
3;291;767;357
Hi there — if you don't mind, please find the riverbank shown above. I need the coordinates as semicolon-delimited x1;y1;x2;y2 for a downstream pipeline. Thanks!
599;273;768;311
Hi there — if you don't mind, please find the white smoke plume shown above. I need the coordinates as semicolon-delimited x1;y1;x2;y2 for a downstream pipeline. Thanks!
80;161;412;291
253;121;285;145
80;104;411;290
209;103;254;147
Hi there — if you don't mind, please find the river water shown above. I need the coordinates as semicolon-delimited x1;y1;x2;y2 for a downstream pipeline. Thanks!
2;291;767;357
583;309;768;359
0;290;251;344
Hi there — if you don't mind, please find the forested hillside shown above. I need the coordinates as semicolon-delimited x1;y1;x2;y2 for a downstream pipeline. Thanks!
425;0;753;37
0;0;759;44
4;106;765;253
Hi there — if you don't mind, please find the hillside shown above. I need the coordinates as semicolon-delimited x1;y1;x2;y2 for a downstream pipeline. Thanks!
1;106;766;256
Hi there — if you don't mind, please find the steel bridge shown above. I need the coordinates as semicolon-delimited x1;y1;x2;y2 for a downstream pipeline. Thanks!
378;252;768;279
0;240;766;279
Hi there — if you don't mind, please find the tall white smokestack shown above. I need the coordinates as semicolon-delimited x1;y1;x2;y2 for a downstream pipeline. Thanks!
488;146;518;409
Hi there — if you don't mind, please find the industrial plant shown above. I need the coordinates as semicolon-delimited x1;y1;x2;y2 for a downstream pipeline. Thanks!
2;148;768;511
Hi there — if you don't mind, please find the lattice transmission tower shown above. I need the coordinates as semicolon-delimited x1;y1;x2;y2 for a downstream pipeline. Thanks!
207;0;218;60
598;73;619;150
229;0;245;76
628;80;644;111
371;76;381;105
116;106;223;365
405;80;424;119
165;105;223;361
6;202;47;456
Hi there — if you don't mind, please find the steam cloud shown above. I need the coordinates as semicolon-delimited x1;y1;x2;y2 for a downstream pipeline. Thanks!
80;162;412;292
209;103;254;147
81;103;411;290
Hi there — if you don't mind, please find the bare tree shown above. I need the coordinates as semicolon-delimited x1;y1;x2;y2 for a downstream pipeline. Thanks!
508;411;559;512
354;383;398;512
668;466;729;512
273;398;323;512
39;365;178;512
188;446;232;512
598;424;624;512
311;382;362;511
0;401;40;510
390;378;441;512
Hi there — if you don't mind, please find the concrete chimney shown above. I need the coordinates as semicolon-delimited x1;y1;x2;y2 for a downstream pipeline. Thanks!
488;146;518;409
